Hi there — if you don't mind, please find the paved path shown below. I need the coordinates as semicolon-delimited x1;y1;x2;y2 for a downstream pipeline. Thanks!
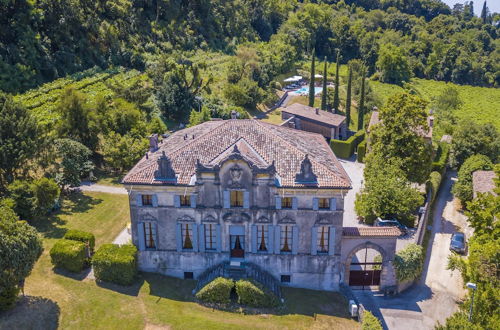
79;182;127;195
338;157;367;228
355;171;467;330
113;227;132;245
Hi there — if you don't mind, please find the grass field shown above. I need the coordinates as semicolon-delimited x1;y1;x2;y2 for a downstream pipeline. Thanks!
0;191;359;330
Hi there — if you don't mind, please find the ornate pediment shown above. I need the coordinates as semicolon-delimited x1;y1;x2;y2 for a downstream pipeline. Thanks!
154;151;177;184
202;215;218;223
256;216;271;223
139;212;158;222
177;214;195;223
278;216;296;224
227;163;243;188
295;154;318;185
222;212;250;223
316;216;333;225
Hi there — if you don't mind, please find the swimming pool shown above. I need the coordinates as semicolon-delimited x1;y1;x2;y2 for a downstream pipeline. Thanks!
289;86;323;96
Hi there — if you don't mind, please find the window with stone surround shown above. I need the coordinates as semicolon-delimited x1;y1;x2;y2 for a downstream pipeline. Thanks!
257;225;269;252
143;222;156;249
282;197;292;209
180;195;191;207
316;226;329;254
280;225;293;253
181;223;193;250
142;194;153;206
204;223;216;251
230;190;244;207
318;198;330;209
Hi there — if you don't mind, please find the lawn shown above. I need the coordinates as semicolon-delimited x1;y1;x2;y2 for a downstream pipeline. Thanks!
0;191;359;330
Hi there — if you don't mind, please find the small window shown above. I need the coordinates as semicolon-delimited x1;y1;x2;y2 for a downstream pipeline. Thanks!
180;195;191;207
317;226;330;254
204;223;216;251
143;222;156;249
280;225;293;253
282;197;292;209
142;194;153;206
230;190;244;207
257;225;268;252
280;275;291;283
318;198;330;210
184;272;194;279
181;223;193;250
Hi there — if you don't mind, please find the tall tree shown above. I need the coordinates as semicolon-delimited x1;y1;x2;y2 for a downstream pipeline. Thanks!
333;50;340;113
376;44;411;85
345;64;353;129
321;57;328;110
480;1;488;24
0;93;39;188
308;51;315;107
357;66;366;131
54;139;94;192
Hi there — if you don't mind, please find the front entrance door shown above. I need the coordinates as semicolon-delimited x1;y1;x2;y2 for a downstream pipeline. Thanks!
230;235;245;258
349;270;381;286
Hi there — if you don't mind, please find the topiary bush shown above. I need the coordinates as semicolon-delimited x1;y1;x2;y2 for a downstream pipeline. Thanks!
357;139;367;163
331;130;365;159
235;279;279;308
432;142;449;174
92;244;137;286
50;239;89;273
64;229;95;253
195;277;234;304
362;310;383;329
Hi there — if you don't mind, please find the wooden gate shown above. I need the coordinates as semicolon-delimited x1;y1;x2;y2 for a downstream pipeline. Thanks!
349;269;381;286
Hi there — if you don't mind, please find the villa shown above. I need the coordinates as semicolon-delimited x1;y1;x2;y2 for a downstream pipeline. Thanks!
123;119;399;292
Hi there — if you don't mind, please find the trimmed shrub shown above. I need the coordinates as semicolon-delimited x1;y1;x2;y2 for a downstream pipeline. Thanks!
64;229;95;253
362;310;383;329
393;244;424;282
331;130;365;159
432;142;449;174
195;277;234;304
357;139;367;163
50;239;88;273
235;279;279;308
92;244;137;285
427;171;442;203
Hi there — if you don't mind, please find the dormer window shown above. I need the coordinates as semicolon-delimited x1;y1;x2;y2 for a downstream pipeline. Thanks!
282;197;293;209
230;190;244;207
142;195;153;206
180;195;191;207
318;198;330;210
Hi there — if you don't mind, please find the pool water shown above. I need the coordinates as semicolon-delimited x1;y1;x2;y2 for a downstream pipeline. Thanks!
289;86;323;96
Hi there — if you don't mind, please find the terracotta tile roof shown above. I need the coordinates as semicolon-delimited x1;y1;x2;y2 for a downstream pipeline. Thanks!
281;103;346;127
472;170;497;197
368;111;432;139
342;227;401;237
123;119;352;189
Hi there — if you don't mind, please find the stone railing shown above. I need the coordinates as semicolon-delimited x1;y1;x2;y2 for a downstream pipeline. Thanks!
244;262;283;301
193;261;228;294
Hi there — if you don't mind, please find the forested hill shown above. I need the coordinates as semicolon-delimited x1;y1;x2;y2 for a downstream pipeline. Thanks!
1;0;498;93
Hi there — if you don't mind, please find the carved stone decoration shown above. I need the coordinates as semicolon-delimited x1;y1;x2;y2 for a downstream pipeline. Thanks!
295;154;318;185
316;216;333;225
154;151;177;183
256;216;271;223
140;212;158;222
203;215;218;223
278;216;296;224
227;164;243;188
177;214;195;223
222;212;250;223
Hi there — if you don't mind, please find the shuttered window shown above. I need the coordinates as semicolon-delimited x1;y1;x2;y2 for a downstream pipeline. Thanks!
317;226;329;254
142;195;153;206
181;223;193;250
257;225;269;252
144;222;156;249
282;197;292;209
180;195;191;207
318;198;330;209
230;190;244;207
280;225;293;253
204;224;216;251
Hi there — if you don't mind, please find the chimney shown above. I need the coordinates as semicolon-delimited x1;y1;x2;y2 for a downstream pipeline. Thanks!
149;134;159;152
315;107;319;115
231;110;237;119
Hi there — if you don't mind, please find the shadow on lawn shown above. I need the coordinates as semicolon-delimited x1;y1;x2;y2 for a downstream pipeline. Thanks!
53;267;92;281
96;277;145;297
0;296;60;330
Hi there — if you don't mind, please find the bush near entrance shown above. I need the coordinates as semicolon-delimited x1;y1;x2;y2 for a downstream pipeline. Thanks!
195;277;234;304
330;130;365;159
362;310;383;329
393;244;424;282
235;279;279;308
50;239;89;273
63;229;95;253
92;244;137;285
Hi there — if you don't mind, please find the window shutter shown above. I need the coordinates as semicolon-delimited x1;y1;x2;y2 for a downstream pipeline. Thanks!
175;223;182;252
292;226;299;255
311;227;318;255
223;191;230;208
215;224;222;252
190;195;197;208
192;224;198;252
328;227;336;256
243;191;250;209
251;225;257;253
268;225;275;254
174;195;181;208
275;196;282;210
137;222;145;251
198;224;205;252
330;198;337;211
274;226;281;254
152;194;158;207
136;194;143;207
151;222;157;249
292;197;298;210
312;198;319;211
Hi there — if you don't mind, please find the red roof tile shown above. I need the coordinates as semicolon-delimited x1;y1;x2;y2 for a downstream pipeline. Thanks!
281;103;346;127
342;227;401;237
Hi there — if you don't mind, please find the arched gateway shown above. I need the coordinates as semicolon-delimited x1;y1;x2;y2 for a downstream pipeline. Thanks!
340;227;400;290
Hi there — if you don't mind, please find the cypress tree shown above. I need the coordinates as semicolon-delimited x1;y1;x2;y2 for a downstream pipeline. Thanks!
308;51;315;107
345;64;352;129
321;57;327;110
333;50;340;113
481;1;488;24
357;66;366;131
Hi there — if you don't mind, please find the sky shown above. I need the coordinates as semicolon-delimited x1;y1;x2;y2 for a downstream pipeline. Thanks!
441;0;500;14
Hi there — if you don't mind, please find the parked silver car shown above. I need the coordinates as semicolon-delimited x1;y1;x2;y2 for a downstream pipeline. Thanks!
450;232;467;254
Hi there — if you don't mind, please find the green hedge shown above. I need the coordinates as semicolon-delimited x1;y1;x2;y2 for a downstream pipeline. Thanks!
432;142;449;174
50;239;89;273
331;130;365;159
393;244;424;282
92;244;137;286
357;140;367;163
427;171;442;203
64;229;95;253
235;279;279;308
362;310;383;330
195;277;234;304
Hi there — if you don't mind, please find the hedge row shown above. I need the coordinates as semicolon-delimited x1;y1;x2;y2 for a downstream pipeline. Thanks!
427;171;442;203
64;229;95;253
357;140;367;163
195;277;234;304
92;244;138;286
432;142;449;174
330;130;365;159
236;279;279;308
50;239;89;273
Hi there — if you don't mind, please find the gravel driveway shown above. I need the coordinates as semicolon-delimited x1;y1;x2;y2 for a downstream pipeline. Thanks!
338;157;367;228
